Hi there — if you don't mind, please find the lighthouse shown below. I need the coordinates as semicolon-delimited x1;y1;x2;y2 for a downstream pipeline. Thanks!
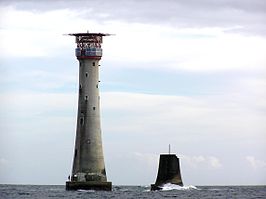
66;32;112;191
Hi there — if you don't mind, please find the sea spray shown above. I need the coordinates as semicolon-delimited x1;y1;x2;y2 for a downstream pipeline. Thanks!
160;183;198;191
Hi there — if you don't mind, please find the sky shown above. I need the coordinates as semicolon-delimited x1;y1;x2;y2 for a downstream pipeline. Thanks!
0;0;265;186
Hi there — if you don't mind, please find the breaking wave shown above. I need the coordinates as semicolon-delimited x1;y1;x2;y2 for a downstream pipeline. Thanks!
77;189;95;193
160;183;198;191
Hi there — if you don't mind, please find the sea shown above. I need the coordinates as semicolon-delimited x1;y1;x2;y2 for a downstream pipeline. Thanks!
0;183;265;199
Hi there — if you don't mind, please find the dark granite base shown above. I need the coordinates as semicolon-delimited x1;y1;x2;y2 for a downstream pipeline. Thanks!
66;181;112;191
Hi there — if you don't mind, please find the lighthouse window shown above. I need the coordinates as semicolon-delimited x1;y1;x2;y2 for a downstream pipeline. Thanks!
74;149;77;157
92;62;95;66
96;84;98;88
85;96;88;101
80;117;84;125
85;72;88;77
93;107;96;110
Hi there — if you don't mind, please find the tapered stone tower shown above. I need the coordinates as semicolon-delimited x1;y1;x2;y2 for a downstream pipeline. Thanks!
66;32;112;191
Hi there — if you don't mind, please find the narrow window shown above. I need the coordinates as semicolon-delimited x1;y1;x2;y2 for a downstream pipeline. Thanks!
85;72;88;77
92;62;95;66
96;84;98;88
85;96;88;101
93;107;96;110
80;117;84;125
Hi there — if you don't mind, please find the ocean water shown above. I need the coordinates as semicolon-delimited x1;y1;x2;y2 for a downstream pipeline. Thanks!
0;184;265;199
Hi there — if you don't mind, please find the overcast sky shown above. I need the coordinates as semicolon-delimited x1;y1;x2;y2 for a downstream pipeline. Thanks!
0;0;265;186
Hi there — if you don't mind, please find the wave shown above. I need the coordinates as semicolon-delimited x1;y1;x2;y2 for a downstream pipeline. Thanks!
77;189;95;193
160;183;198;191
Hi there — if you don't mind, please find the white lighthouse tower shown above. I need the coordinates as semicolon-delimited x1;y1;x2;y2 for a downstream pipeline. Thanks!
66;32;112;191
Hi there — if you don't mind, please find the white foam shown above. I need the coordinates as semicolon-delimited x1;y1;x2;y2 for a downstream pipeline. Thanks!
77;189;95;193
160;183;198;191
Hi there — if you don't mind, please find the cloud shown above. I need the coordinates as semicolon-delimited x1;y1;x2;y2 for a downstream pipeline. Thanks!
101;89;266;138
0;6;82;58
1;0;266;35
1;92;76;111
180;155;222;169
0;4;265;75
106;26;266;72
246;156;266;169
1;5;265;73
133;152;158;167
0;92;76;133
208;156;223;169
0;158;8;167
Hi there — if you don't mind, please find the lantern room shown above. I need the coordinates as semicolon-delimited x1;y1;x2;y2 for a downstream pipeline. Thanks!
68;32;112;60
